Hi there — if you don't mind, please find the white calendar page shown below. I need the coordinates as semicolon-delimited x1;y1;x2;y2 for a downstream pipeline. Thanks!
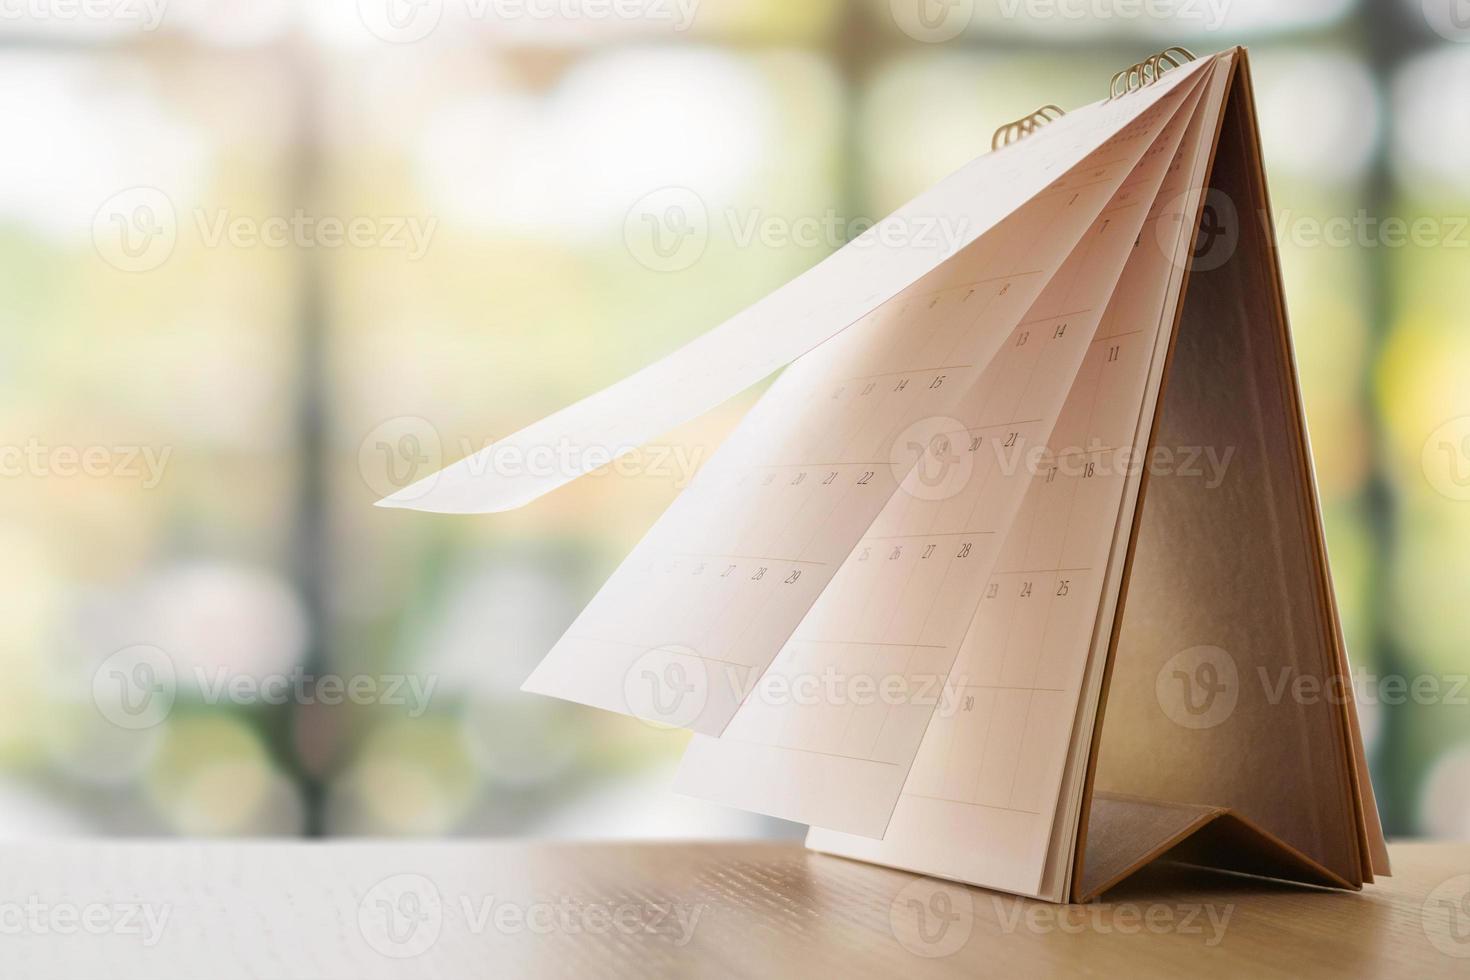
804;55;1236;901
377;56;1214;517
673;65;1214;832
518;70;1215;736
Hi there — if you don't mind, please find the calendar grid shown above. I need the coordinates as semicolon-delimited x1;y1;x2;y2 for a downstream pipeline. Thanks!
675;64;1220;847
795;56;1233;900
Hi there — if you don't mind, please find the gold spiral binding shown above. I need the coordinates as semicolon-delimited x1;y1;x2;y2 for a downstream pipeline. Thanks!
989;46;1198;151
1108;46;1196;100
991;103;1066;151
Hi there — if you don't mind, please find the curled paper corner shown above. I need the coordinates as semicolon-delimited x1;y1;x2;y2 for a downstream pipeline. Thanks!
371;459;478;514
371;446;551;516
372;473;436;511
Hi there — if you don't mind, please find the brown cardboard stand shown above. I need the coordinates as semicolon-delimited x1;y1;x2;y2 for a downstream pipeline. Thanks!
1069;48;1389;902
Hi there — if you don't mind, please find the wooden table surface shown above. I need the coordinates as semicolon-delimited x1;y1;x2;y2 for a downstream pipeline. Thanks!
3;840;1466;978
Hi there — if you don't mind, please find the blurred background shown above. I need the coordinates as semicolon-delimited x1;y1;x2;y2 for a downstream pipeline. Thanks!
0;0;1466;843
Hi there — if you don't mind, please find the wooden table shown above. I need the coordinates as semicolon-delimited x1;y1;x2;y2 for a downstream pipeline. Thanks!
3;841;1466;977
